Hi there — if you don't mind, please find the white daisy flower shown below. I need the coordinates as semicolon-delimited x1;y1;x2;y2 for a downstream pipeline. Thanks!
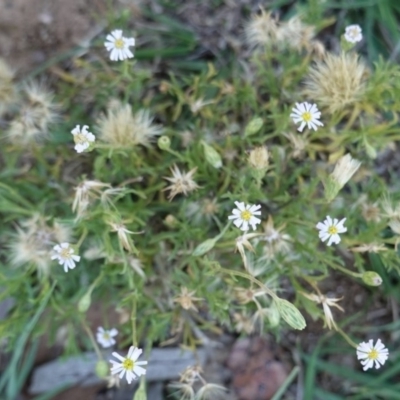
228;201;262;231
105;30;135;61
71;125;95;153
344;25;362;44
357;339;389;371
290;102;324;132
109;346;148;384
96;327;118;348
51;242;80;272
316;216;347;246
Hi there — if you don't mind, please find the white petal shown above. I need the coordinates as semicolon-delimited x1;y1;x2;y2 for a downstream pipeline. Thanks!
234;201;245;211
297;122;306;132
133;365;146;376
233;218;243;228
112;352;125;362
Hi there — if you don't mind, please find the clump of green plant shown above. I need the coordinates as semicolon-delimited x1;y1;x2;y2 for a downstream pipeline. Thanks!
1;5;400;399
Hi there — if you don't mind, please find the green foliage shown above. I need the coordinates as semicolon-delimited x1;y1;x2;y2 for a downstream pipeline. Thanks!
0;3;400;398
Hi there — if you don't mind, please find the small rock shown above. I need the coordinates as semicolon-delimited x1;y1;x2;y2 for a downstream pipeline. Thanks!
227;337;288;400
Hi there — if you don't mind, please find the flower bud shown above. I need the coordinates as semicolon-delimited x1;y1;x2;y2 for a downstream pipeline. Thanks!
362;271;383;286
78;290;92;313
244;117;263;137
157;135;171;150
193;238;217;257
248;146;269;170
268;305;281;328
95;360;109;378
274;298;306;330
164;214;179;228
202;141;222;169
363;138;377;159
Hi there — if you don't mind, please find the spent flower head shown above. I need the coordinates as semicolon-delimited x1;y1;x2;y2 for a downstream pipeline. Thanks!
290;102;323;132
245;9;279;48
7;83;58;145
301;292;343;330
105;30;135;61
316;216;347;246
98;102;163;148
9;216;71;276
324;154;361;202
72;180;111;218
108;221;142;253
109;346;147;384
51;242;81;272
228;201;262;231
174;287;203;312
259;215;291;259
357;339;389;371
304;53;368;114
344;24;362;44
163;165;200;201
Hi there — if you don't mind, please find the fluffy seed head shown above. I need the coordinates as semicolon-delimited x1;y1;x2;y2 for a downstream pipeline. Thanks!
303;52;369;113
277;16;316;52
245;9;279;48
98;101;163;148
7;83;59;145
9;215;71;276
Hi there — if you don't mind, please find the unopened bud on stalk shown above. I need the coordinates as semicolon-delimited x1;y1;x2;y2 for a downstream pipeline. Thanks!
95;360;109;378
201;141;222;169
157;135;171;150
193;238;217;256
244;117;263;137
323;154;361;203
78;290;92;313
274;298;306;330
362;271;382;286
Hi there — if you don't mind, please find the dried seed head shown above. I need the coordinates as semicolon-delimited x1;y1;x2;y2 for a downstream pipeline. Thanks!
163;165;200;201
277;16;316;52
303;52;369;114
361;201;381;222
283;131;308;159
173;287;203;312
248;146;269;170
7;83;59;145
98;101;163;148
259;215;291;259
245;9;279;48
9;215;71;276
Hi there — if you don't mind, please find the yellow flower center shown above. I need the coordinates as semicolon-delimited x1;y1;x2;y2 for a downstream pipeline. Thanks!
114;38;125;49
350;28;358;38
122;359;134;371
302;112;312;122
103;333;110;340
368;349;378;360
241;210;252;221
60;248;72;259
327;226;338;235
74;133;86;144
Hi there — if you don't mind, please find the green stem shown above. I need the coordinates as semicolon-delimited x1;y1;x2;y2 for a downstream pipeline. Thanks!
81;318;103;360
336;326;358;348
218;266;278;301
76;227;88;248
128;272;138;346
